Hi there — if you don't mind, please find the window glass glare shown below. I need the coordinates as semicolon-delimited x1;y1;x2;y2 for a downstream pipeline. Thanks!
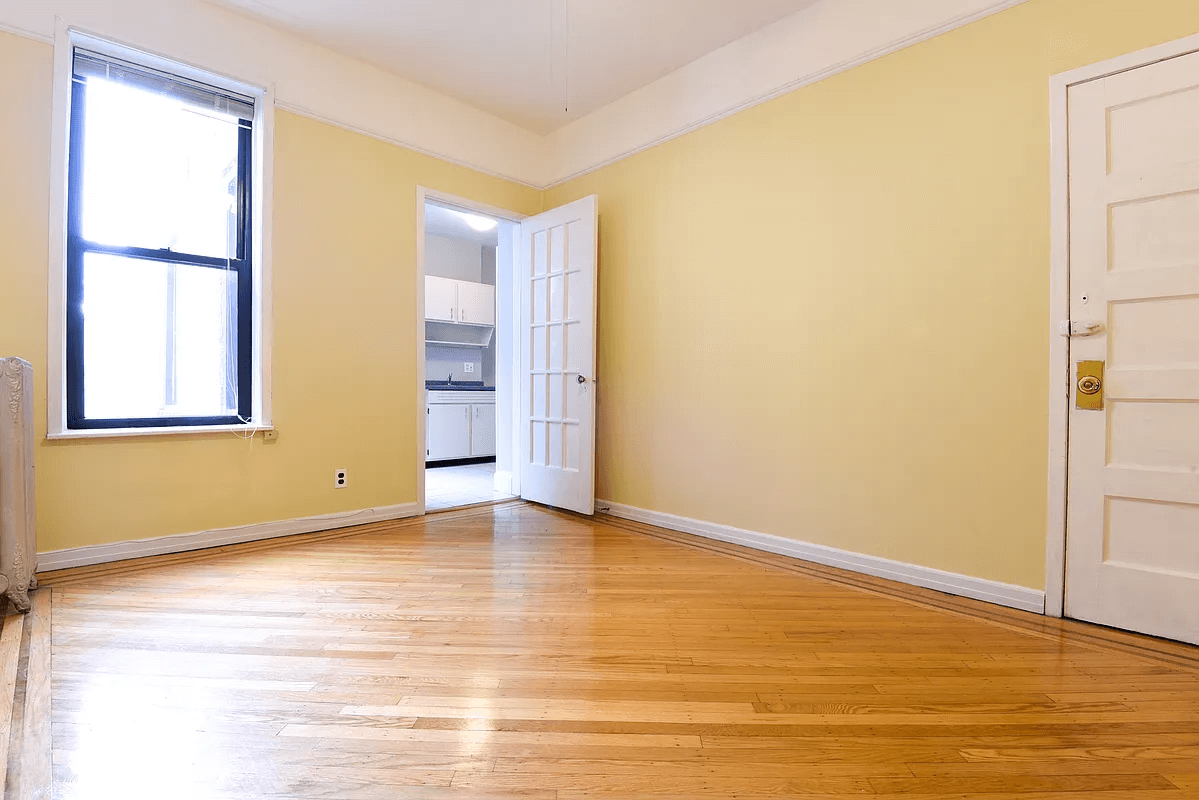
82;253;237;420
80;78;240;259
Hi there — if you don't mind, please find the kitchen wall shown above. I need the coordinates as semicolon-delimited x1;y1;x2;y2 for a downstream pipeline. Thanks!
545;0;1199;592
424;233;497;386
425;345;483;384
0;28;541;554
425;234;483;283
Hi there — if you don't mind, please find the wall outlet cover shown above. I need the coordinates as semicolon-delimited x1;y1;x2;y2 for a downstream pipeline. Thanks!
335;469;347;488
464;363;475;373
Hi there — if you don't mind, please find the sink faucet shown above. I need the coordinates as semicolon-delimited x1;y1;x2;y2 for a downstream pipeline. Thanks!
447;373;453;385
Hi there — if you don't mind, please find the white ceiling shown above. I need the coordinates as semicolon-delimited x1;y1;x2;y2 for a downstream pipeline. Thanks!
205;0;821;134
425;202;504;246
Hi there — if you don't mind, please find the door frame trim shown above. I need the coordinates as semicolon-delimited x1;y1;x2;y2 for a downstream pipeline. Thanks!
1045;32;1199;618
415;188;527;516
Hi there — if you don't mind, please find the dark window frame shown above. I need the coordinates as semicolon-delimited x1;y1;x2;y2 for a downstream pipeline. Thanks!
65;50;254;430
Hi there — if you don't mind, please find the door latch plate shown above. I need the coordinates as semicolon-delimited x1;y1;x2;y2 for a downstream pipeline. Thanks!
1076;360;1105;411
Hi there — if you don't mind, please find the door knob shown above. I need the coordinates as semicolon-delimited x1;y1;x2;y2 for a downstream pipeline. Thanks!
577;375;586;384
1076;360;1104;411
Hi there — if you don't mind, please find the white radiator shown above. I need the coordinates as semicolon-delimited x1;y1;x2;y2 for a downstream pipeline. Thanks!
0;358;37;612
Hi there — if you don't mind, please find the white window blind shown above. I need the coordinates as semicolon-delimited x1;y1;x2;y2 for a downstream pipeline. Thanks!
73;49;255;122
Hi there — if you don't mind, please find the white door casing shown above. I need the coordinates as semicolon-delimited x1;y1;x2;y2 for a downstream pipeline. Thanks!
1064;50;1199;645
518;196;599;515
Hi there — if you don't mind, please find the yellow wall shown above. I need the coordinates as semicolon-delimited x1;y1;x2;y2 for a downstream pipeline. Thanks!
546;0;1199;590
5;0;1199;588
0;30;540;553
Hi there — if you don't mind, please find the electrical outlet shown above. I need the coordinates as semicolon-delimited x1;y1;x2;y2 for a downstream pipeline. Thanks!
464;363;475;374
334;469;347;488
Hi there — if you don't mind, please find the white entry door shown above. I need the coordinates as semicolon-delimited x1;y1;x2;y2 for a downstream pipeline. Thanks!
1065;50;1199;645
518;196;598;514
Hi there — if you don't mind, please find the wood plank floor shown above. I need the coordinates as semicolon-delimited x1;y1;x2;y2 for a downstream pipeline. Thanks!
40;501;1199;799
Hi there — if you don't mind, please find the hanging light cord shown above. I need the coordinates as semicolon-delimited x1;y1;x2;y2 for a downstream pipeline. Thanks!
563;0;570;112
551;0;570;114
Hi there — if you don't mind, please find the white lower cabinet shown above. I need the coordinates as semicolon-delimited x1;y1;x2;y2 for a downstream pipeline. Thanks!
426;392;496;462
427;404;471;461
470;404;496;458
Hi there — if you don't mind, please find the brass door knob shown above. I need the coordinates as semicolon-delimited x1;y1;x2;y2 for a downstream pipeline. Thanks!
1078;375;1102;395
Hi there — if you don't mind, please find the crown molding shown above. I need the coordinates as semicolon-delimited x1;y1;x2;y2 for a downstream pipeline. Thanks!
0;0;545;187
1;0;1029;190
0;19;52;44
543;0;1030;188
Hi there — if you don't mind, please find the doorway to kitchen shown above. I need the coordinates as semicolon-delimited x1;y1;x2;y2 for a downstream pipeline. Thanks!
419;193;521;512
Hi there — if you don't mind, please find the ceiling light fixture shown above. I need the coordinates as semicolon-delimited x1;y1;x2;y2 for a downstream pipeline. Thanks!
462;212;498;232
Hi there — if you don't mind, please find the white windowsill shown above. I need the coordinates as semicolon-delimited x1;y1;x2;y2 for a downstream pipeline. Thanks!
47;423;273;441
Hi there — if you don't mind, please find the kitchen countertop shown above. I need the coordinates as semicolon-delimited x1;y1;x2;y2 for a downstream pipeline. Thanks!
425;381;495;392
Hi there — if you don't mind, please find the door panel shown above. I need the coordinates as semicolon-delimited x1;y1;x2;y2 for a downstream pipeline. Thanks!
519;196;598;515
471;404;497;457
425;276;456;323
457;281;496;326
427;403;470;461
1065;50;1199;644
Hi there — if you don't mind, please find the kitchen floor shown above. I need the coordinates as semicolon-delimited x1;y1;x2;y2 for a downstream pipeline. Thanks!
425;461;514;511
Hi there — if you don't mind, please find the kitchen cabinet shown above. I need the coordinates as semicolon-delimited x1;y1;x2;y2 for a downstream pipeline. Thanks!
425;276;458;323
426;391;496;462
424;277;495;326
470;403;496;457
427;403;471;460
456;281;496;326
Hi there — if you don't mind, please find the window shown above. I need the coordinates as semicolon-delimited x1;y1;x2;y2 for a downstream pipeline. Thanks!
66;48;256;429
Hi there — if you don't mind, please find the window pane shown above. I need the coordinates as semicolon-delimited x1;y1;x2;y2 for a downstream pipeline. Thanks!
82;253;237;420
79;77;240;259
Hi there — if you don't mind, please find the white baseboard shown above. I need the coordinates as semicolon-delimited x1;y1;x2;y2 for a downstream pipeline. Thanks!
37;502;421;572
599;501;1045;614
494;470;514;496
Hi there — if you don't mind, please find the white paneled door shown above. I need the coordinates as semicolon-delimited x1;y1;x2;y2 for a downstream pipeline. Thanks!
519;196;598;515
1065;50;1199;644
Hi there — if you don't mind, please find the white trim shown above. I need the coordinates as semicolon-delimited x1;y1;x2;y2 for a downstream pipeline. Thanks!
5;1;1033;190
414;187;527;517
0;1;545;187
543;0;1031;187
0;19;52;44
1044;30;1199;619
276;102;542;191
37;502;420;571
601;501;1046;614
420;188;529;224
493;470;514;496
46;25;275;436
415;189;427;516
47;423;272;440
254;71;276;431
46;20;72;437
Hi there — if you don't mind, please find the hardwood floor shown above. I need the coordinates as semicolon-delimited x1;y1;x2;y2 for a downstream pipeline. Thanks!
39;501;1199;799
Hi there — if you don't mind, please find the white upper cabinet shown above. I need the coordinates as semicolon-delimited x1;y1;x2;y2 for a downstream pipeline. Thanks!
425;275;457;322
457;281;496;326
424;276;495;327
